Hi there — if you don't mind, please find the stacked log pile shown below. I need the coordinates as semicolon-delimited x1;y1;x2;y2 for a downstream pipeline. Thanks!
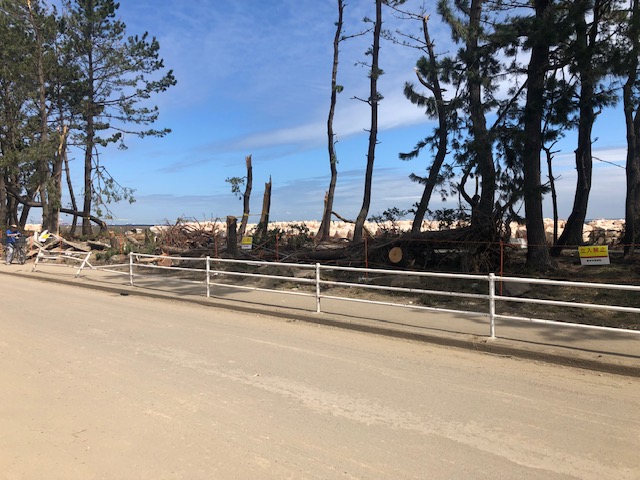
24;233;100;262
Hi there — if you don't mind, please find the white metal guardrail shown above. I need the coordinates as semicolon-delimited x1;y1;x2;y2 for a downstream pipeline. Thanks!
32;248;93;277
58;252;640;340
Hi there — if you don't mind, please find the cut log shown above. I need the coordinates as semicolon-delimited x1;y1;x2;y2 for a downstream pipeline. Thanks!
160;246;188;255
157;254;173;267
87;240;110;250
60;238;91;252
43;239;61;250
108;232;122;250
136;257;158;264
388;246;403;264
125;233;141;246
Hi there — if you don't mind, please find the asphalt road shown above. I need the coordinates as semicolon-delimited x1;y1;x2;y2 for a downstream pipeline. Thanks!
1;274;639;479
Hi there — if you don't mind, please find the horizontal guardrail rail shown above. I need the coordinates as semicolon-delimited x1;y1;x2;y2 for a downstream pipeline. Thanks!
316;264;491;324
493;275;640;335
66;252;640;340
129;253;318;301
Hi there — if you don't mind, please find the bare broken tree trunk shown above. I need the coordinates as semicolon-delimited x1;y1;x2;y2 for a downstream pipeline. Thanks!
49;126;68;234
64;145;79;235
238;155;252;238
258;178;272;239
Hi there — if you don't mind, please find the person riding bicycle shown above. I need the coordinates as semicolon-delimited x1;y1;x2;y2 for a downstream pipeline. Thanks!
5;224;21;265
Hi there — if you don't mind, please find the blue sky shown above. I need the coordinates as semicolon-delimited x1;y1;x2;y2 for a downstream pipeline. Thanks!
57;0;629;226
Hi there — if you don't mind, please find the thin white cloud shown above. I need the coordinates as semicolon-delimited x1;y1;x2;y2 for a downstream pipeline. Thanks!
217;82;433;153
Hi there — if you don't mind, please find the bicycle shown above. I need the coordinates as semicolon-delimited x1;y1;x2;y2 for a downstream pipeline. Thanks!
11;236;27;265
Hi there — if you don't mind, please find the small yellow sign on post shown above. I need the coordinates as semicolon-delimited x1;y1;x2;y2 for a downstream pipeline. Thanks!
240;236;253;250
578;245;610;265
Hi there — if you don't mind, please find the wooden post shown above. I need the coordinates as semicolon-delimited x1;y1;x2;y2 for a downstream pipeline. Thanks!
226;216;238;256
364;234;369;272
499;240;504;295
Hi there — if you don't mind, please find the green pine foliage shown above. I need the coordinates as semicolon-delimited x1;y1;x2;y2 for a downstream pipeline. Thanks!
0;0;175;231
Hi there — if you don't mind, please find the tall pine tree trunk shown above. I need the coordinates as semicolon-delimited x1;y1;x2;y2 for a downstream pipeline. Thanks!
318;0;344;242
623;0;640;257
467;0;496;234
27;0;53;231
624;112;640;256
82;131;94;236
551;4;598;255
523;0;553;271
411;15;448;234
82;46;96;236
353;0;382;244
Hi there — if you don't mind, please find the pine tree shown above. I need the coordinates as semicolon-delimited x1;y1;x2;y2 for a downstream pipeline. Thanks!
615;0;640;256
63;0;175;234
0;0;52;227
551;0;620;255
398;11;460;233
353;0;385;244
520;0;556;270
437;0;501;237
318;0;346;242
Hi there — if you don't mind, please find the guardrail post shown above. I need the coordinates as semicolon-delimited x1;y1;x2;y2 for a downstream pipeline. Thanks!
315;263;321;313
129;253;134;287
75;251;91;278
32;248;42;272
206;256;211;298
488;273;496;339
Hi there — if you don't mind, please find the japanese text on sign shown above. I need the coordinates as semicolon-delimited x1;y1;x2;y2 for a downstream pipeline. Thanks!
578;245;610;265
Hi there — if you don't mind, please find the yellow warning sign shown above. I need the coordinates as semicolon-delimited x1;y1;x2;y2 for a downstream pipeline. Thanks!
578;245;610;265
240;236;253;250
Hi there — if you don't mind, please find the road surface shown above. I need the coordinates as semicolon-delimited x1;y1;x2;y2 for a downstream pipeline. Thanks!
1;274;638;479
